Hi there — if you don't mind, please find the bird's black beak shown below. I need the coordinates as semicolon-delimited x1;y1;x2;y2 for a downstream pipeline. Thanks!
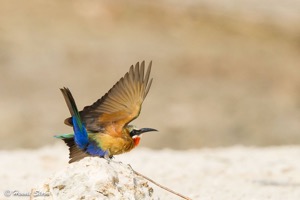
130;128;158;137
139;128;158;134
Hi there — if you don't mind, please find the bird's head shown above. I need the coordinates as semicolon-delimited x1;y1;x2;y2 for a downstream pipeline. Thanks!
126;125;157;146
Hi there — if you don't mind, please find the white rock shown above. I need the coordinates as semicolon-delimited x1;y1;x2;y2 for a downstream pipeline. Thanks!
35;157;158;200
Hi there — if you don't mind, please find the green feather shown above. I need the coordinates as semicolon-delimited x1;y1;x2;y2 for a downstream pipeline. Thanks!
54;133;74;139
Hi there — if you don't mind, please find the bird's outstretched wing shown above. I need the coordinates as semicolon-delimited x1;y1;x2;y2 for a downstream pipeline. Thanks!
64;61;153;136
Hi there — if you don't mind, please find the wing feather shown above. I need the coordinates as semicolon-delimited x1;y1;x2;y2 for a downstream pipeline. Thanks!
66;61;153;135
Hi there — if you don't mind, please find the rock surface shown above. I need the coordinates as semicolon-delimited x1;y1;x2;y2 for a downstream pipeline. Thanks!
36;157;156;200
1;145;300;199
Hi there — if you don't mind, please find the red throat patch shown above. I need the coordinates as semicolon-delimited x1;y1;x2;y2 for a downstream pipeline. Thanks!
133;137;141;146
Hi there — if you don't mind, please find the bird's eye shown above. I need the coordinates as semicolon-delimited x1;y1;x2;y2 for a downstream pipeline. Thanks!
130;129;138;137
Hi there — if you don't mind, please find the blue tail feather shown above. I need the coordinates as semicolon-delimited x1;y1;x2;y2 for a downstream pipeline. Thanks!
60;87;89;150
72;115;89;150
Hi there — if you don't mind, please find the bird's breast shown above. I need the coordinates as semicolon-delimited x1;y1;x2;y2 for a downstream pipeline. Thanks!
94;133;135;156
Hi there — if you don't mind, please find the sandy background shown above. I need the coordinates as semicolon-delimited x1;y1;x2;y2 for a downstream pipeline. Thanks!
0;0;300;149
1;1;300;199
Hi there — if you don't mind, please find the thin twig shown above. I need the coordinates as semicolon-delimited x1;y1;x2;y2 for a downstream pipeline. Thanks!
30;188;35;200
129;165;192;200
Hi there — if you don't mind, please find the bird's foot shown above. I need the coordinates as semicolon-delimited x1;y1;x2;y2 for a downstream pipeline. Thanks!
103;154;123;165
104;153;112;163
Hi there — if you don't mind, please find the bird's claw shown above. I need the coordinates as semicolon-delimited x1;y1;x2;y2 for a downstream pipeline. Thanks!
104;153;111;163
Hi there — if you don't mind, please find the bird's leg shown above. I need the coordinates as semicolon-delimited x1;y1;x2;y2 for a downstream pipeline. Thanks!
104;153;111;163
103;152;124;165
104;151;115;164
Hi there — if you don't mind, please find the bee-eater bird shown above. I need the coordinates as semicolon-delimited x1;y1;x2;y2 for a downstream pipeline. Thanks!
56;61;157;163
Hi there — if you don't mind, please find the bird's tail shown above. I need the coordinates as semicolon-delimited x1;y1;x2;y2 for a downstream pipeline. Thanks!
55;134;90;163
60;87;89;150
60;87;82;130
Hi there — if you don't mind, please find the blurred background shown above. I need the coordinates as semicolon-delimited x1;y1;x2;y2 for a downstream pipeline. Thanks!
0;0;300;150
